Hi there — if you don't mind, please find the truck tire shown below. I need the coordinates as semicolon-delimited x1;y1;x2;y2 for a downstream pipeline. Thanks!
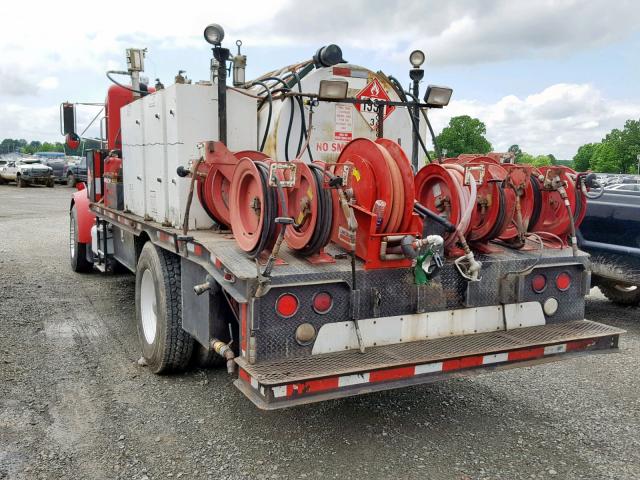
67;173;77;187
70;207;93;272
16;176;25;188
47;179;55;188
136;242;194;373
599;280;640;307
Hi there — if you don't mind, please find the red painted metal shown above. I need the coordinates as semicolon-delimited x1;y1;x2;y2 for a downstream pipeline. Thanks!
105;85;133;151
229;158;265;253
529;166;586;238
465;162;516;243
71;189;95;244
330;139;420;268
105;85;155;151
337;138;394;231
377;142;404;232
196;142;267;227
376;138;415;232
65;133;80;150
414;163;463;242
284;162;319;251
499;164;534;243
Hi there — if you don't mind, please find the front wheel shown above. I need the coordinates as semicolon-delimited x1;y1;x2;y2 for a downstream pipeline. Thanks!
135;242;194;373
70;207;93;273
599;280;640;307
16;176;25;188
46;179;54;188
67;174;77;187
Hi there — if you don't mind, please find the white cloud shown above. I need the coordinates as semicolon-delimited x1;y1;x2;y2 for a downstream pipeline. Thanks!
0;103;102;141
38;77;59;91
258;0;640;65
427;83;640;158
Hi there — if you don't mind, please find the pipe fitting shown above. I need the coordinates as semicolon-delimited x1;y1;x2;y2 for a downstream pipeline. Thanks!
211;339;236;374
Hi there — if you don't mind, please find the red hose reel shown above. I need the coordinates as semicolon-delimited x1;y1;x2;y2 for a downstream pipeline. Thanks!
330;138;420;269
528;166;587;241
415;156;588;251
196;142;334;258
415;157;518;246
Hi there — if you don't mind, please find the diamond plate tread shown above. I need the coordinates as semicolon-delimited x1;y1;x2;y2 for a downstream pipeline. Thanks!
236;320;624;385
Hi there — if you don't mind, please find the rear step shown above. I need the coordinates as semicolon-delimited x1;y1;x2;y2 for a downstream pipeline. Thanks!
235;320;623;409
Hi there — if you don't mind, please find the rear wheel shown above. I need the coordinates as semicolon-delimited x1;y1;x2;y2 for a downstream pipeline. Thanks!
136;242;194;373
70;207;93;273
599;280;640;307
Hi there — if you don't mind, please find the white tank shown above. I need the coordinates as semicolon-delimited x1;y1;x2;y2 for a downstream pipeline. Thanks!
252;63;424;165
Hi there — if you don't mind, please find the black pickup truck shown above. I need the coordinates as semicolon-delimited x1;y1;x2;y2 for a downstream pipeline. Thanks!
64;155;88;187
579;185;640;305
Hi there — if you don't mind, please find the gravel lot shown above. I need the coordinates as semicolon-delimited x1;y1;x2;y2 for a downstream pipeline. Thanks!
1;185;639;480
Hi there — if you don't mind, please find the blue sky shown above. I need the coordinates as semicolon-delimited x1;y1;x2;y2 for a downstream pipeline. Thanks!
1;0;639;159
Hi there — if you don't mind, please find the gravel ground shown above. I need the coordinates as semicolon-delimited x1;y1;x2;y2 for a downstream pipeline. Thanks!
1;185;639;480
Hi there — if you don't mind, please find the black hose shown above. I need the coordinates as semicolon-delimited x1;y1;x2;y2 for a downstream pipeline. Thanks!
414;202;456;233
483;184;507;241
252;162;278;257
290;71;307;157
284;96;295;162
403;90;437;162
299;97;314;161
528;175;542;231
387;76;432;163
252;81;273;152
298;164;333;255
106;71;148;95
259;76;289;91
424;111;442;160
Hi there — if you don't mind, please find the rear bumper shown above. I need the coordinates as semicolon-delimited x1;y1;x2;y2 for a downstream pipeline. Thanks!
235;320;623;409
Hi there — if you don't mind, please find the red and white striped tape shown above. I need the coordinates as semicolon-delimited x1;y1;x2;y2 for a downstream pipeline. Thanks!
238;339;595;400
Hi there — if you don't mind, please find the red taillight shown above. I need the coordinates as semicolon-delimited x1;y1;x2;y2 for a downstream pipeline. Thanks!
531;274;547;293
556;272;571;291
276;293;298;318
312;292;333;314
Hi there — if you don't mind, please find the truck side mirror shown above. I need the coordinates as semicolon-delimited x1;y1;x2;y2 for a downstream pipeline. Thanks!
61;102;76;135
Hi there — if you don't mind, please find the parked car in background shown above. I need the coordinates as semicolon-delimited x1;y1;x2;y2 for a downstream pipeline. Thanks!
579;186;640;305
604;183;640;193
64;155;88;187
0;157;54;187
34;152;68;184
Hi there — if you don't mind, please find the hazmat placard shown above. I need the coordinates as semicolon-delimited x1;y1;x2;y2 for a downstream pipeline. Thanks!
355;78;395;130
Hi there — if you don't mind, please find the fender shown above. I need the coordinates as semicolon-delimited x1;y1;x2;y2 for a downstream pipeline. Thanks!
70;187;95;244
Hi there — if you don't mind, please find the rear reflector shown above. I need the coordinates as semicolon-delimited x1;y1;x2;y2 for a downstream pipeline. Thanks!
312;292;333;314
276;293;299;318
531;274;547;293
555;272;571;291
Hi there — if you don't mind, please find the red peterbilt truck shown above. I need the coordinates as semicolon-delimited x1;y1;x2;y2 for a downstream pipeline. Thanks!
63;25;622;409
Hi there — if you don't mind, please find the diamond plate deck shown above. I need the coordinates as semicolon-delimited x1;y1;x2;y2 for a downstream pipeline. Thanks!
235;320;623;385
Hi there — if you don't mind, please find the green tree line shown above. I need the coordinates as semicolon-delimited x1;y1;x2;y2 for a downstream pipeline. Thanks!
572;119;640;173
435;115;563;167
435;115;640;173
1;138;88;156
